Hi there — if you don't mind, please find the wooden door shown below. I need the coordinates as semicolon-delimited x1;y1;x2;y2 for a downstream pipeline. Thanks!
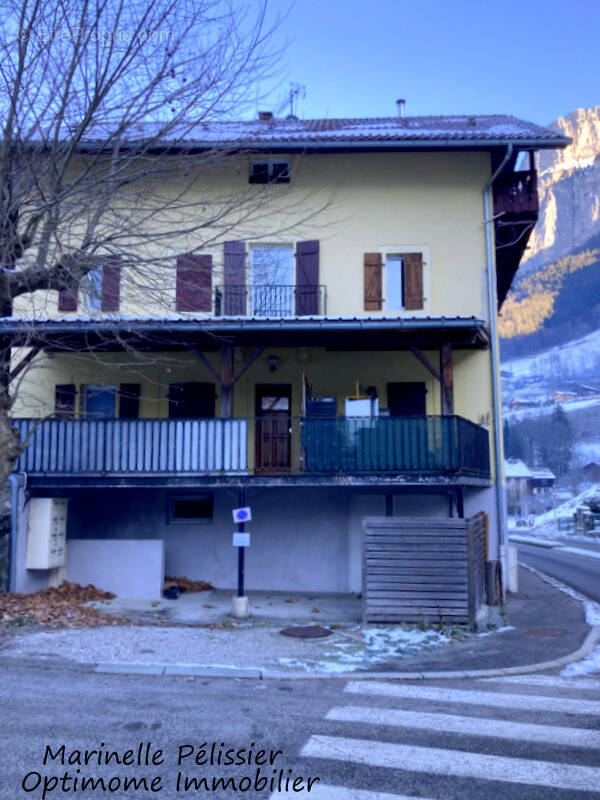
255;384;292;472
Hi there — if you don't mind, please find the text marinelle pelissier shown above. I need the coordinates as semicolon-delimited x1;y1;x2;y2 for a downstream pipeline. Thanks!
21;741;321;797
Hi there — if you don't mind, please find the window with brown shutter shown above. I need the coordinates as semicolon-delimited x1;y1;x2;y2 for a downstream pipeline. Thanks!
54;384;77;418
295;240;319;315
176;254;212;312
223;241;246;314
101;257;121;312
364;253;382;310
402;252;424;310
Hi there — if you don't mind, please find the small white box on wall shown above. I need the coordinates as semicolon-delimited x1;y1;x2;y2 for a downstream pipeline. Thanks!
25;498;68;570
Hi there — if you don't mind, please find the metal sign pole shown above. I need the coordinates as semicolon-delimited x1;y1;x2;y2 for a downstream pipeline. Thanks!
237;487;245;598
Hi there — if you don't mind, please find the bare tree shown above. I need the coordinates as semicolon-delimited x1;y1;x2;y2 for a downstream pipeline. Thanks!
0;0;332;488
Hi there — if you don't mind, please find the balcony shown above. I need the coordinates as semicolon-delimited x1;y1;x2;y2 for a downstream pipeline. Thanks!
214;284;327;316
493;169;538;217
13;415;490;482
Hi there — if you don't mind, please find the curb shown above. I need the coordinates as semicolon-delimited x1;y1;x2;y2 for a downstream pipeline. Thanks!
1;566;598;681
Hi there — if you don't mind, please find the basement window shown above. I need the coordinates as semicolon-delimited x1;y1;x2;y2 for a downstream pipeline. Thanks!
168;494;214;524
249;160;290;184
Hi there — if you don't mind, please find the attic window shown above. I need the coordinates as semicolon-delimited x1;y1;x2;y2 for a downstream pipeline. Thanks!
249;160;290;184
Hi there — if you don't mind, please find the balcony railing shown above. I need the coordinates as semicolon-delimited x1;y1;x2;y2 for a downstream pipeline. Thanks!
493;169;539;216
214;284;327;316
13;415;490;479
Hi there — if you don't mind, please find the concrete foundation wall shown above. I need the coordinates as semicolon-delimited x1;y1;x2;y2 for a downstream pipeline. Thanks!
14;485;497;596
67;539;165;598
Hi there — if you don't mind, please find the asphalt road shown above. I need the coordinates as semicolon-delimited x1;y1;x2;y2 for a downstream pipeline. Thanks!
1;665;599;799
517;542;600;603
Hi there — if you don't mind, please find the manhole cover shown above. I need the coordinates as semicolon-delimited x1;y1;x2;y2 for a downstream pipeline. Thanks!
280;625;332;639
527;627;565;637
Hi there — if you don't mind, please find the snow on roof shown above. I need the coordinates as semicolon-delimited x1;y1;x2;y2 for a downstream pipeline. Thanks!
529;467;556;481
504;459;534;478
83;114;569;149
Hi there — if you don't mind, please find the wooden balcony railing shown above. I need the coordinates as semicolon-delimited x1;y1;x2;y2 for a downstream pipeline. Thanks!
493;169;539;216
13;415;490;480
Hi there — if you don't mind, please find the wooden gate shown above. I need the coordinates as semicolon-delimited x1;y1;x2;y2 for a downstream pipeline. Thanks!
362;514;487;624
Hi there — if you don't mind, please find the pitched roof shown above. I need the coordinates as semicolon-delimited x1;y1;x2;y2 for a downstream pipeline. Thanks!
94;115;569;151
504;458;534;478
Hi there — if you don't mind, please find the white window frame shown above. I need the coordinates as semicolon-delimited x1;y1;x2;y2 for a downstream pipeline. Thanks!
378;245;430;315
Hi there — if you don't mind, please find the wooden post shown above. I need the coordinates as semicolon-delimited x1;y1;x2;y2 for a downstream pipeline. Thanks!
220;342;234;418
440;342;454;415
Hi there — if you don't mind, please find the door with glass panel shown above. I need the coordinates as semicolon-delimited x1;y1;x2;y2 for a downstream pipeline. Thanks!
255;385;292;472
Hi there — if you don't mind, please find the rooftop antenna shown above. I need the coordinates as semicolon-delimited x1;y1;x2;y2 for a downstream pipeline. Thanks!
288;83;306;119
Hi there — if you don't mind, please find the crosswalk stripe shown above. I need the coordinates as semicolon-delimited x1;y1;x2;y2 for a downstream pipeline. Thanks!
327;705;600;748
344;681;600;715
301;735;600;792
479;675;600;690
268;783;435;799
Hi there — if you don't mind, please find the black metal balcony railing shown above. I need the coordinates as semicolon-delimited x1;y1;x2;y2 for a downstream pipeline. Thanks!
13;415;490;479
214;285;327;317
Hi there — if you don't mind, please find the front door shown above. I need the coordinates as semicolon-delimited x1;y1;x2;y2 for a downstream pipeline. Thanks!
255;384;292;473
387;382;427;416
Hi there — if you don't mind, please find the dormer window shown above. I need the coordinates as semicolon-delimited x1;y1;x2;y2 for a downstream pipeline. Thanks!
249;159;290;184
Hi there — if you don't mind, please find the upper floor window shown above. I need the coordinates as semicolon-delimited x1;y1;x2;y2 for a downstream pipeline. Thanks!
364;248;426;312
249;160;290;184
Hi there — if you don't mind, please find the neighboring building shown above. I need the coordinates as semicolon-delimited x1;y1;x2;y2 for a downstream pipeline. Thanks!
529;467;557;494
582;462;600;483
5;112;567;597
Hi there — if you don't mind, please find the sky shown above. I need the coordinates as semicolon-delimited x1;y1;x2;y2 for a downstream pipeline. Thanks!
261;0;600;126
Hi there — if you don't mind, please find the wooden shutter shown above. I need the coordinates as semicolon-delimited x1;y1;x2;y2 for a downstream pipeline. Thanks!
168;382;215;418
295;240;319;315
119;383;141;419
223;241;246;315
402;252;424;310
54;384;76;418
58;253;78;311
364;253;382;310
58;289;77;312
101;257;121;312
176;254;212;312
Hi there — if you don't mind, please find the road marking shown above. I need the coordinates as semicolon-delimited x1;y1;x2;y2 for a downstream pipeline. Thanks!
479;674;600;691
327;705;600;748
344;681;600;715
559;546;600;560
301;735;600;793
269;784;435;799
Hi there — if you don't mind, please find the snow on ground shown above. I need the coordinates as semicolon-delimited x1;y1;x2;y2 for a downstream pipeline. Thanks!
530;484;600;530
562;645;600;677
276;625;459;673
504;395;600;422
502;328;600;382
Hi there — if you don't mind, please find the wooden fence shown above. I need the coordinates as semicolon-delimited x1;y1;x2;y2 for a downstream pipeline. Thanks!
362;513;488;624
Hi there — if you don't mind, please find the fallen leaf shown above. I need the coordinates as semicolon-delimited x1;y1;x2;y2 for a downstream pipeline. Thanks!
151;601;160;607
203;604;216;609
311;607;320;613
284;598;295;603
224;592;232;597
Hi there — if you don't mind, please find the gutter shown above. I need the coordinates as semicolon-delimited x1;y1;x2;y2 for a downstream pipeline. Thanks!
483;145;513;566
7;472;25;592
0;316;488;336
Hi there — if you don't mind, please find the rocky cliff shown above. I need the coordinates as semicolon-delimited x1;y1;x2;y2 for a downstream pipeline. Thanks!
523;106;600;273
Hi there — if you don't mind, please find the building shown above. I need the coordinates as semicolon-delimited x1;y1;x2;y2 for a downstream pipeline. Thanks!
5;112;567;600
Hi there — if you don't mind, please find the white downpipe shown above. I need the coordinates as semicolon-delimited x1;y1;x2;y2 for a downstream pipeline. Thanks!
483;144;513;573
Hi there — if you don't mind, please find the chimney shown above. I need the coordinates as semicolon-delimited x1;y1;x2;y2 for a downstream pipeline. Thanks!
258;111;273;122
396;98;405;117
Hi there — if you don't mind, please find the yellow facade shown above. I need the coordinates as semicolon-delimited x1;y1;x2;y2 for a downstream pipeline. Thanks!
12;148;498;476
